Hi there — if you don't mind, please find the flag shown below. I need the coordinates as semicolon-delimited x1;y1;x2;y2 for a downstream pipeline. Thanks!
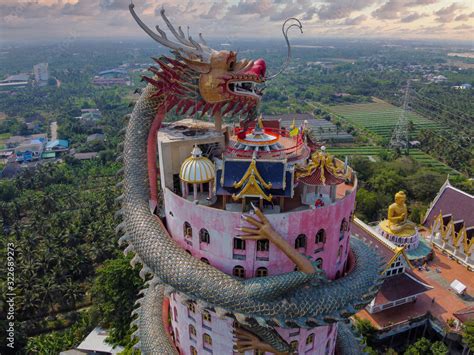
289;127;299;137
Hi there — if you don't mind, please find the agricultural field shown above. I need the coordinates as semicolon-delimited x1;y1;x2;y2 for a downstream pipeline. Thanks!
327;98;445;139
327;147;459;175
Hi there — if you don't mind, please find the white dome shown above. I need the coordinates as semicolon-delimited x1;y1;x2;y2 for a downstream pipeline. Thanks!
179;146;215;184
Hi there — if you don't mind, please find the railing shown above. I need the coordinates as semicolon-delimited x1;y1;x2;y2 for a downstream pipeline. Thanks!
226;127;306;160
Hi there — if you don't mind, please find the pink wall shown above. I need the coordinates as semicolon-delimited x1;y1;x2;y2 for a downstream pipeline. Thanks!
169;292;336;355
164;187;356;279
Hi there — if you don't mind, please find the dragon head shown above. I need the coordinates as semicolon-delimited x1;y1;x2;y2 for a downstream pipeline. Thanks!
130;4;300;120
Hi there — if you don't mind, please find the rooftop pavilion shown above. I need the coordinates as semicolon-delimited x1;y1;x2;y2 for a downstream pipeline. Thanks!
158;117;356;214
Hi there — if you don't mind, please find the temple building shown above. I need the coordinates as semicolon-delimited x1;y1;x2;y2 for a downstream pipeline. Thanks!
353;218;432;315
155;116;356;354
423;179;474;270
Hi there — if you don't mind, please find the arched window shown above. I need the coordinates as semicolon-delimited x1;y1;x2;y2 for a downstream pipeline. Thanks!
315;229;326;244
295;234;306;249
325;339;332;354
203;333;212;347
202;311;211;323
233;265;245;278
175;328;179;342
185;250;192;255
306;333;314;345
201;257;210;264
233;237;246;250
254;350;265;355
256;267;268;277
337;245;343;262
189;324;196;338
340;218;347;240
187;302;195;313
315;258;323;269
173;307;178;321
199;228;210;244
190;346;198;355
290;341;299;352
184;222;192;238
257;239;269;252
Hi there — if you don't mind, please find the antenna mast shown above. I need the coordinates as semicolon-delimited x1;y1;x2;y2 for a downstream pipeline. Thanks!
390;80;411;154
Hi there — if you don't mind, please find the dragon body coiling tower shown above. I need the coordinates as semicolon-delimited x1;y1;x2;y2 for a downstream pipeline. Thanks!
119;5;383;354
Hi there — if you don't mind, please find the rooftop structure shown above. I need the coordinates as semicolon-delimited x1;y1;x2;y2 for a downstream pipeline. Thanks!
92;68;130;86
33;63;49;86
423;179;474;270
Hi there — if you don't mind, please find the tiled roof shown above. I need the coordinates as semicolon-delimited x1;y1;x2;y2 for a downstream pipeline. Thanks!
423;181;474;228
453;306;474;324
373;273;431;306
297;165;345;186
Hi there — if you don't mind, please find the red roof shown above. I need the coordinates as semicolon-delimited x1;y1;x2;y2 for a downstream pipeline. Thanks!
374;273;431;306
424;183;474;228
297;166;345;186
453;306;474;324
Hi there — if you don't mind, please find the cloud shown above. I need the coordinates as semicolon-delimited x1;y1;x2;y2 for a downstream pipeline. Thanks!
343;15;367;25
453;24;472;30
400;12;426;22
201;1;227;19
317;0;377;20
373;0;437;20
226;0;275;17
99;0;131;11
454;12;474;21
62;0;99;16
434;2;466;22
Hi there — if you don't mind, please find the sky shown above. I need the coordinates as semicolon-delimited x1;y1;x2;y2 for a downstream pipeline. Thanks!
1;0;473;43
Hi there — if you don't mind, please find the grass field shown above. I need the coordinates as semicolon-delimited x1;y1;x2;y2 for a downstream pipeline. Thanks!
327;98;445;139
327;147;459;175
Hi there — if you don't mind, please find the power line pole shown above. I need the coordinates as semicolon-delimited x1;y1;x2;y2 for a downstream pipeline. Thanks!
390;80;411;155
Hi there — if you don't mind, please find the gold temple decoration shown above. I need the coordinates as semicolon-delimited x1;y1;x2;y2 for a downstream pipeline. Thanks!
295;150;346;185
232;159;272;202
432;212;473;256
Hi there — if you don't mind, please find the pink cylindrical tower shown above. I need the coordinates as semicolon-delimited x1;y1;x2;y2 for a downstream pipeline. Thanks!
157;119;357;354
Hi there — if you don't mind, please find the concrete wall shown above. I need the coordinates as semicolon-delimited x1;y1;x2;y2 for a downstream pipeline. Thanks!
164;187;355;279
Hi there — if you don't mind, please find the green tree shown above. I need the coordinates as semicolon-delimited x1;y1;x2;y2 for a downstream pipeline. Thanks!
463;319;474;351
356;188;381;221
404;337;431;355
354;316;377;346
91;255;143;346
430;341;448;355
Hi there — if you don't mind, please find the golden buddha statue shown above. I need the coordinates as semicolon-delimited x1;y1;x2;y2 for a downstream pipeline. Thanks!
380;191;416;236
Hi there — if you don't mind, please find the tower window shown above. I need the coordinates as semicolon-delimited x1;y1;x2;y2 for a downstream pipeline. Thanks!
190;346;197;355
233;238;246;250
306;333;314;345
315;258;323;269
315;229;326;244
290;341;299;352
203;311;211;323
233;265;245;278
199;228;210;244
203;333;212;347
184;222;192;238
187;302;195;313
256;267;268;277
256;239;269;252
201;257;210;265
295;234;306;249
189;324;196;338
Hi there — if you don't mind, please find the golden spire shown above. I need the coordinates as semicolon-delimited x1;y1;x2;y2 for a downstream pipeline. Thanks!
257;114;264;129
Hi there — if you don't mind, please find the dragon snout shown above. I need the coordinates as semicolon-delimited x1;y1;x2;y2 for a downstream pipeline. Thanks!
245;58;266;79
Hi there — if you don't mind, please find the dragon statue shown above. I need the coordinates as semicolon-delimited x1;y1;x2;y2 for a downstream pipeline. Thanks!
117;4;384;354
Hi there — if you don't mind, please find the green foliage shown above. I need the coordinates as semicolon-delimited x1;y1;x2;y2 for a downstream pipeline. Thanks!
25;311;94;354
463;319;474;351
403;338;448;355
91;255;143;346
354;316;377;346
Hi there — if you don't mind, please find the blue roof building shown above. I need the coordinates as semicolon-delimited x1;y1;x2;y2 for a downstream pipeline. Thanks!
46;139;69;150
